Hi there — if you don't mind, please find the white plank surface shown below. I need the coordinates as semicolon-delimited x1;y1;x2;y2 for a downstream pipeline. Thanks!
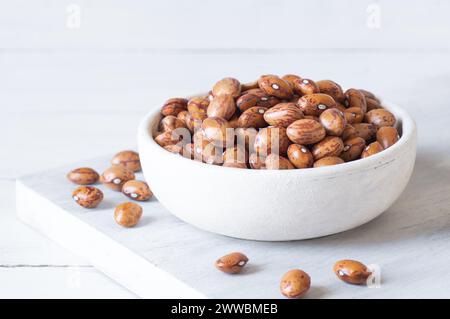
0;181;83;265
0;181;135;298
16;178;204;299
2;50;450;298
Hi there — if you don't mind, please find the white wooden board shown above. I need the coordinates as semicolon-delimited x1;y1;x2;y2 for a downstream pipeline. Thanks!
16;154;450;299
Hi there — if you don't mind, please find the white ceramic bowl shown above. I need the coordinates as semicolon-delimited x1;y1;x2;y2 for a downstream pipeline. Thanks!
138;99;417;241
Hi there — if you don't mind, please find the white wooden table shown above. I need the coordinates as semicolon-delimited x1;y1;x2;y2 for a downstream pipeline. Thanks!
1;0;450;298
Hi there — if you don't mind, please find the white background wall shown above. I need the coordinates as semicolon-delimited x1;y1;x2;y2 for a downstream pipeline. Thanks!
2;0;450;49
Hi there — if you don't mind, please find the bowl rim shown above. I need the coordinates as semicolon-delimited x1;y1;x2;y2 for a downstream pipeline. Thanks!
138;97;417;178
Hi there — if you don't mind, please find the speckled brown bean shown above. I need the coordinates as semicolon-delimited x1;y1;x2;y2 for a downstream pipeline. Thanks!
67;168;99;185
258;75;293;99
263;102;304;128
297;93;337;116
161;98;188;116
289;94;301;103
160;115;186;132
212;77;241;97
228;114;240;129
359;89;377;100
163;144;183;154
311;136;344;160
184;112;202;134
114;202;143;227
365;97;382;111
313;156;345;167
352;123;377;142
154;130;185;148
201;140;217;159
344;107;365;124
287;144;314;169
193;138;224;165
238;107;268;128
319;108;346;136
182;143;195;159
242;88;264;96
280;269;311;298
265;154;295;170
377;126;399;149
258;97;282;109
281;74;302;90
72;186;103;208
364;109;396;128
177;110;190;126
100;166;135;191
286;119;326;145
333;259;372;285
122;180;153;201
254;127;290;156
342;124;358;140
340;137;366;162
316;80;345;102
215;252;248;274
241;81;259;92
192;129;206;148
334;102;347;113
187;96;209;121
223;146;248;169
293;78;320;96
249;153;266;169
236;93;259;112
207;95;236;120
235;127;258;154
345;89;367;112
361;141;384;158
111;150;142;172
304;115;320;122
202;117;233;147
